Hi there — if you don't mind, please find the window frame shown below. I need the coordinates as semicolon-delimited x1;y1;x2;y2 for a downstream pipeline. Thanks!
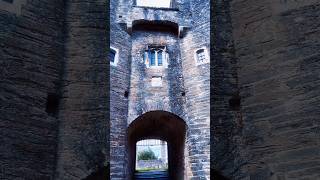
135;0;173;9
144;46;168;68
194;47;209;66
110;46;119;66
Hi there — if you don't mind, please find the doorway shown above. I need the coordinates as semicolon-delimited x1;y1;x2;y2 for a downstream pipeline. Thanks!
127;111;187;180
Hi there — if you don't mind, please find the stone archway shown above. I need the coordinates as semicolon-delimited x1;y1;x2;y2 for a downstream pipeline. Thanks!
127;111;187;180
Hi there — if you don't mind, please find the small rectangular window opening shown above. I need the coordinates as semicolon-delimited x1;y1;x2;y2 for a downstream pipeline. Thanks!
46;93;60;116
196;49;206;63
109;49;116;63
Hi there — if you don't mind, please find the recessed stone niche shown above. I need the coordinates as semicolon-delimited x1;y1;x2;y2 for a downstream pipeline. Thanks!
151;76;163;87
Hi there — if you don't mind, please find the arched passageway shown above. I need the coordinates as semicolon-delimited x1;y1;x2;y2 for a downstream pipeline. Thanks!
127;111;187;180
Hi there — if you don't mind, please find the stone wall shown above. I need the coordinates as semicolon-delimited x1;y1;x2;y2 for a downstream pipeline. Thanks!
110;0;132;179
210;0;245;179
1;0;319;179
127;31;186;123
55;0;109;179
0;0;65;179
111;0;211;179
137;160;167;169
229;0;320;179
180;0;211;178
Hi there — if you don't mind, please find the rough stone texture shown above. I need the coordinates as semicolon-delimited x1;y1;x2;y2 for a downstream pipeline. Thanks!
109;0;132;179
111;0;210;179
128;31;186;123
179;0;211;179
137;160;166;169
230;1;320;179
211;0;320;180
210;0;245;179
0;0;65;179
1;0;320;179
55;0;109;179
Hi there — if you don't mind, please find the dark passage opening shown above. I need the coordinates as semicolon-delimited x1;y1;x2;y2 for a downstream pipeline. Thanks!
229;94;241;111
132;20;179;36
128;111;187;180
46;93;60;116
211;169;230;180
82;166;109;180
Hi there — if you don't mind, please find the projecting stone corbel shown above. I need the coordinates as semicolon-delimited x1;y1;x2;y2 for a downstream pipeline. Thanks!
117;22;133;35
178;26;189;38
127;22;133;35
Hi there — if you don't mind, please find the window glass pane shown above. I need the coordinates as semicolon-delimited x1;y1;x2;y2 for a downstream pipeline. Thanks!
150;51;156;66
136;0;171;8
158;51;163;66
109;49;116;63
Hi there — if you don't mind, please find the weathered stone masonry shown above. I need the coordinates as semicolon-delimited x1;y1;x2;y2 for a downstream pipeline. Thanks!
212;0;320;179
0;0;320;179
110;0;210;179
0;0;65;178
1;0;109;179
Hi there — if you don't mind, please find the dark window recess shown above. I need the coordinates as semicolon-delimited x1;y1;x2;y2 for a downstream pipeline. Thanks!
229;94;241;111
82;166;109;180
2;0;14;3
46;93;60;116
211;169;230;180
158;51;163;66
181;91;185;96
109;49;116;63
124;91;129;98
150;51;156;66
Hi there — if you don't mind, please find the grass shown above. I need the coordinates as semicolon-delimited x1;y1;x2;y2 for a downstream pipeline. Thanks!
136;167;168;172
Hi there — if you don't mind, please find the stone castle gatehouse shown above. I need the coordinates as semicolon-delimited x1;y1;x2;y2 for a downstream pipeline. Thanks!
110;0;210;179
0;0;319;180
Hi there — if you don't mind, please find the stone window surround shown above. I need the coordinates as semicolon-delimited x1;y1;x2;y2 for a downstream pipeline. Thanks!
144;46;168;68
0;0;27;15
133;0;176;9
194;46;209;66
110;46;119;66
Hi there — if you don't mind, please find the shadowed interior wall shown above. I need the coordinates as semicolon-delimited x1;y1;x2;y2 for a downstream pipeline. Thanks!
109;0;132;179
211;1;320;179
210;0;245;179
55;0;109;179
230;1;320;179
0;1;65;179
